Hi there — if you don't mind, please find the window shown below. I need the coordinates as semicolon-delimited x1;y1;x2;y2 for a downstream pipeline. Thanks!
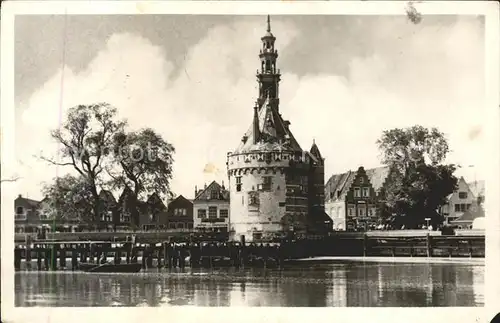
187;223;193;229
459;192;468;199
208;206;218;219
169;223;176;229
348;208;354;216
177;222;185;229
16;206;24;214
262;177;272;191
236;177;242;192
358;206;365;217
362;187;369;197
105;211;112;222
175;208;187;216
249;192;259;206
455;204;471;212
219;209;229;218
359;177;364;184
197;209;207;219
354;188;361;198
330;192;334;199
337;191;341;198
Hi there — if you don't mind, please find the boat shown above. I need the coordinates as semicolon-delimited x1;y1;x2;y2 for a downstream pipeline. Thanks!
78;262;142;273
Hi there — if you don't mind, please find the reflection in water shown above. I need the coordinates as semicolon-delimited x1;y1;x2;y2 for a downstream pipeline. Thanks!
15;261;484;307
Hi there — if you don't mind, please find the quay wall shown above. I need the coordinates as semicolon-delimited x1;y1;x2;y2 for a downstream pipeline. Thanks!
13;233;485;272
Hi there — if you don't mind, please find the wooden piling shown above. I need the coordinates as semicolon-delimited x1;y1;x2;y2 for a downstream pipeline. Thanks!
50;244;58;270
44;247;49;270
36;247;42;271
426;234;432;258
89;243;95;263
362;233;368;257
240;235;246;268
59;245;66;269
25;236;32;269
71;248;78;270
14;247;21;271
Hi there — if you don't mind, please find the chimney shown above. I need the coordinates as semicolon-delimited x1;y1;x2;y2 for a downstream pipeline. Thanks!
204;183;207;189
221;180;225;190
195;185;198;197
253;102;260;144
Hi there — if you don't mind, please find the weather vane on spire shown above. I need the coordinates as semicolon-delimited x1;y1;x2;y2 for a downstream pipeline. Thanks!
267;15;271;32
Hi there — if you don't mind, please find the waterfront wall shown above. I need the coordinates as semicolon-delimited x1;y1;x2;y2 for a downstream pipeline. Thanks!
14;233;485;272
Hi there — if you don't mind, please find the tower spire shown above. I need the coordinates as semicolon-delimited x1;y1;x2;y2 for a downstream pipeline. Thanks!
257;14;281;110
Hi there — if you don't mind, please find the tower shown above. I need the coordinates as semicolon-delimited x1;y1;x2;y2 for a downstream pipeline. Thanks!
256;15;281;110
226;16;314;242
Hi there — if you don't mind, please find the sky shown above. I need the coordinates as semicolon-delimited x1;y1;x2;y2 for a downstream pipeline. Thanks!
12;14;486;201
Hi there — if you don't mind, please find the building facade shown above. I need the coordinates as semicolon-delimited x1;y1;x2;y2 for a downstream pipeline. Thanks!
14;194;80;234
225;16;330;242
440;177;482;225
325;166;390;231
166;195;194;230
193;181;230;232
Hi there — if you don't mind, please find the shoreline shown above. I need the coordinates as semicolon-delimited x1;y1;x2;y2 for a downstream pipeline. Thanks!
289;256;485;265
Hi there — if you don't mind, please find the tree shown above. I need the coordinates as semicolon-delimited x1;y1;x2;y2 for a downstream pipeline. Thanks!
108;128;175;201
41;103;126;229
376;126;458;229
41;174;94;225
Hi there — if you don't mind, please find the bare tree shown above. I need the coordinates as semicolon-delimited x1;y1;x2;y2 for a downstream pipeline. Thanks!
40;103;126;230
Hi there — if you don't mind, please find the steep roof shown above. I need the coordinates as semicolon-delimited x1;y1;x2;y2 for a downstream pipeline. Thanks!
15;195;41;207
233;97;302;154
194;181;230;201
325;166;390;203
451;205;485;224
309;140;322;160
99;190;116;203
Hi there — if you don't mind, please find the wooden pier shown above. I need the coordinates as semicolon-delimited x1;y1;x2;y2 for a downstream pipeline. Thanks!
14;233;485;271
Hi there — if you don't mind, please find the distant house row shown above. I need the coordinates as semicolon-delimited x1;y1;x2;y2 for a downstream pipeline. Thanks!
14;181;230;234
325;166;485;231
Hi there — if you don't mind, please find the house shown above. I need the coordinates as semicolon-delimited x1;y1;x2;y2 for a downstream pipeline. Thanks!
14;194;80;234
440;177;477;225
165;195;194;230
325;166;390;231
116;187;141;230
98;190;118;231
193;181;230;233
139;193;169;230
450;204;485;229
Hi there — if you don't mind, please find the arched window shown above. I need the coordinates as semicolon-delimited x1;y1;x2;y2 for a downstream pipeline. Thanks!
16;206;24;214
265;60;271;72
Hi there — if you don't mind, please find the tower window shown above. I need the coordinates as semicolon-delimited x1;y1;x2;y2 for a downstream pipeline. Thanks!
236;176;242;192
262;177;272;191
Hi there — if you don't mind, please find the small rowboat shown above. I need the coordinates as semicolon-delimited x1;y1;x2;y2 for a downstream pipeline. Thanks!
78;262;142;273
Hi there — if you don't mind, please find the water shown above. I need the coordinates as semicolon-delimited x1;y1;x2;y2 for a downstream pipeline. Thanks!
15;260;484;307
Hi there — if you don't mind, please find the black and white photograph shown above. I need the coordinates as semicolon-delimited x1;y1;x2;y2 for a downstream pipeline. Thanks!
1;1;499;322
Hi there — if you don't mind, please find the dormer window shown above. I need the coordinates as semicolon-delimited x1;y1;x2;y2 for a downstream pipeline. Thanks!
210;190;218;199
16;206;24;215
